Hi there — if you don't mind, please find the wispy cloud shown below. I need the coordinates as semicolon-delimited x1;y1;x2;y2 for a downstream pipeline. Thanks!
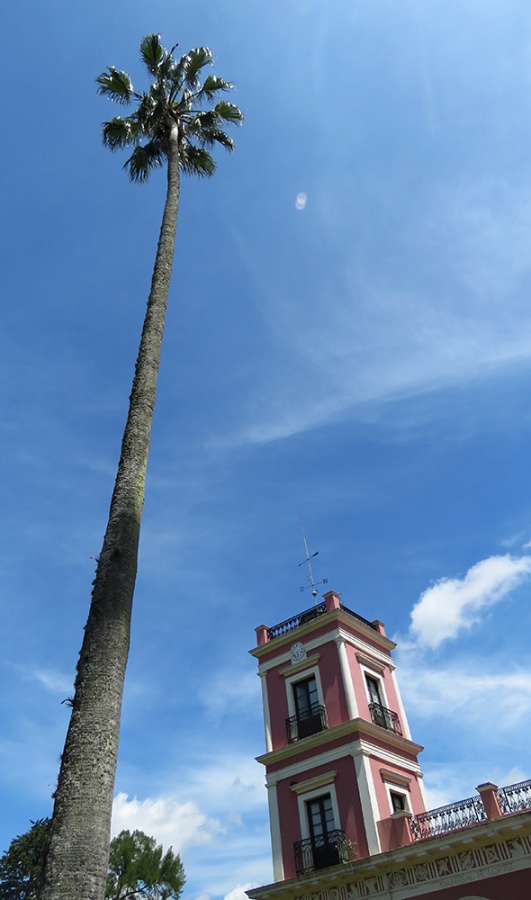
6;662;73;696
196;667;261;719
223;174;531;447
33;669;74;694
400;663;531;729
408;554;531;649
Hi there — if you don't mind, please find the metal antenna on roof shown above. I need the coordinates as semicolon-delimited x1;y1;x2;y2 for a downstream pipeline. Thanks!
298;517;328;604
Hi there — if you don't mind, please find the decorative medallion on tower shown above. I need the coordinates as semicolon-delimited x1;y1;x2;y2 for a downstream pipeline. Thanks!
290;641;306;663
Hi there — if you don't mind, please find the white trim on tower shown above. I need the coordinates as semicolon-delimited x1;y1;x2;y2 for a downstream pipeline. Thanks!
335;636;359;719
352;749;382;855
266;782;284;882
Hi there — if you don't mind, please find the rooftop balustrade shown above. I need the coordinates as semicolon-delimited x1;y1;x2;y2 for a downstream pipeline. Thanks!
497;778;531;814
267;601;376;641
411;795;486;841
410;777;531;843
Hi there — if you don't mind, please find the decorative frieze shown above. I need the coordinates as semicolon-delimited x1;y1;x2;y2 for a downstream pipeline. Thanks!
290;829;531;900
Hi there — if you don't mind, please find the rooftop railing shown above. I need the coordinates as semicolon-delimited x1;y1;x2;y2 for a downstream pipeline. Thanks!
497;778;531;815
267;602;376;641
410;777;531;843
411;795;486;841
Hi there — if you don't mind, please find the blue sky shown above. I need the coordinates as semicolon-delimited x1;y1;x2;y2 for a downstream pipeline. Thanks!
2;0;531;897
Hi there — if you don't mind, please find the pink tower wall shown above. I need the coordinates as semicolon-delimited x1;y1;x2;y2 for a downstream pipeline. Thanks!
254;600;426;878
275;754;370;879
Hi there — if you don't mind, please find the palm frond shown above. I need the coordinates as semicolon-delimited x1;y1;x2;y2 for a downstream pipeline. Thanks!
187;106;241;149
196;128;235;151
179;144;216;178
212;101;244;125
184;47;214;88
96;67;134;105
102;117;140;150
171;88;194;113
198;74;234;100
140;34;164;75
124;142;165;183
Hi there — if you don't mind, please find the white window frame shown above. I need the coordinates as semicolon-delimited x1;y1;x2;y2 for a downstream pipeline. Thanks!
285;665;325;720
295;782;341;841
360;664;389;709
386;784;410;815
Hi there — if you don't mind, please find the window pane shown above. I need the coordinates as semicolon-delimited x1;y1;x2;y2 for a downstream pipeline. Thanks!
366;676;382;705
307;795;334;841
295;677;318;715
391;792;406;812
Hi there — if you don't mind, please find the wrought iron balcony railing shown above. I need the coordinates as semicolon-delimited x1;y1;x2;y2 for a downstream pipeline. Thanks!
286;705;328;742
497;778;531;814
267;602;376;641
294;830;353;875
368;702;402;735
411;795;487;841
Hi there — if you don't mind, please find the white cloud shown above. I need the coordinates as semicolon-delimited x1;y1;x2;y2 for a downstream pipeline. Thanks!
224;885;258;900
409;554;531;649
111;793;223;851
111;785;272;900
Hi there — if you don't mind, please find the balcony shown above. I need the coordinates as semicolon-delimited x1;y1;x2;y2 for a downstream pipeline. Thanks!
368;702;402;736
294;830;353;875
286;705;328;742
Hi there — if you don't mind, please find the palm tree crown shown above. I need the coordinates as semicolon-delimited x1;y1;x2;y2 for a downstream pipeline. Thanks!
96;33;243;182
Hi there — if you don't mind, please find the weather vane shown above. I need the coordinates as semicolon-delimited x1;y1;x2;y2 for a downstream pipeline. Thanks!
299;517;328;603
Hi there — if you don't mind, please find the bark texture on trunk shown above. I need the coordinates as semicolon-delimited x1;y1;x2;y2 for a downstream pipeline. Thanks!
40;129;181;900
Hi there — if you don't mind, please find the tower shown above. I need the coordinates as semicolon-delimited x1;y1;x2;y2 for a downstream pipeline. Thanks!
250;590;426;881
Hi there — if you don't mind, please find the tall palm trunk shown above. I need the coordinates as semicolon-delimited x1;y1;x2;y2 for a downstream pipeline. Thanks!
40;126;180;900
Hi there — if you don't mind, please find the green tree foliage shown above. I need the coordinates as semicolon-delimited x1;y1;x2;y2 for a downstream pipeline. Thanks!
1;822;184;900
39;35;242;900
106;830;185;900
0;819;48;899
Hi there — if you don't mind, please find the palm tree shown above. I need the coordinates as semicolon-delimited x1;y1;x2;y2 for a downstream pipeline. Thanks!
39;35;243;900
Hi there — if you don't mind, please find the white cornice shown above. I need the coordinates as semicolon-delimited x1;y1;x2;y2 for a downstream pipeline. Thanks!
255;624;396;675
257;718;423;768
261;730;424;786
290;771;337;794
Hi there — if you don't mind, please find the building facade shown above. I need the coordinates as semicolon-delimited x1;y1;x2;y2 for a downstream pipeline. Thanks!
248;591;531;899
